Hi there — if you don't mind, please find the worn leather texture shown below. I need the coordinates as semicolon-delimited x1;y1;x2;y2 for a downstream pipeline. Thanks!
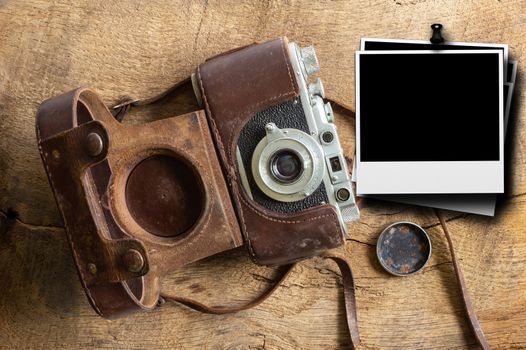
36;88;243;318
196;37;345;265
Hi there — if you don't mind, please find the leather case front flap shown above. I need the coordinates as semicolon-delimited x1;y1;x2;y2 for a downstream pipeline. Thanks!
36;87;243;317
196;37;345;266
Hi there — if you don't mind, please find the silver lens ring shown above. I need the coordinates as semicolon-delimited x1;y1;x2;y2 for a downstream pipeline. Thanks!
252;126;325;202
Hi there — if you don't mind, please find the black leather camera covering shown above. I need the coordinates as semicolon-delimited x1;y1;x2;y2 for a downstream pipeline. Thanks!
237;98;329;214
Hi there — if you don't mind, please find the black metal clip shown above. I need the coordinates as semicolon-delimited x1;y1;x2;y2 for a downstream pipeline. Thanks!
430;23;444;44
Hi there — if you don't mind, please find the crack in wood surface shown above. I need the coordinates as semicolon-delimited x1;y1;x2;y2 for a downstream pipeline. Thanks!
192;0;208;52
380;207;411;216
0;209;63;232
249;272;278;284
347;237;376;247
422;261;453;273
506;191;526;200
422;213;470;230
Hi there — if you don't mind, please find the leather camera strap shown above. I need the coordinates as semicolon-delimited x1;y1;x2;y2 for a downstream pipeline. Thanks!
158;265;295;314
159;211;487;350
111;78;191;121
435;210;490;349
159;254;360;349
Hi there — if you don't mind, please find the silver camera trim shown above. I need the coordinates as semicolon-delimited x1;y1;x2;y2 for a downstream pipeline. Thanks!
287;43;360;230
251;123;325;203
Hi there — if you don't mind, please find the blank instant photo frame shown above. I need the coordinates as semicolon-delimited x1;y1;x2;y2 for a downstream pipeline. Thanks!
355;50;504;195
351;39;514;215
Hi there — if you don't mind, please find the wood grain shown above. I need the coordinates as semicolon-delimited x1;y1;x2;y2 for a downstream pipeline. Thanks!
0;0;525;348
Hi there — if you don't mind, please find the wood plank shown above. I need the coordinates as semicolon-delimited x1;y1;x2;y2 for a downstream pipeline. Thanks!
0;0;524;348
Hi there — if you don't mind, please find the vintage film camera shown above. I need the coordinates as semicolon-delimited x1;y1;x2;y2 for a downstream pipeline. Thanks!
232;43;358;230
35;37;359;317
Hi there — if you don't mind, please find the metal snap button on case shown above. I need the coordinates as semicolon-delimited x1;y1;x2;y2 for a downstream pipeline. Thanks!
376;221;432;276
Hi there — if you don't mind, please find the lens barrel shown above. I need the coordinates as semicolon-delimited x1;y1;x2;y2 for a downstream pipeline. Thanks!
270;149;303;184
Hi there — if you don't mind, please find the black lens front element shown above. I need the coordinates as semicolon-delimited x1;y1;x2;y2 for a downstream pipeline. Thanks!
270;149;303;184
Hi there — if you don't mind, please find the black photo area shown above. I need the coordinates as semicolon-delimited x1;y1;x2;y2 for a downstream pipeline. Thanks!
359;52;500;162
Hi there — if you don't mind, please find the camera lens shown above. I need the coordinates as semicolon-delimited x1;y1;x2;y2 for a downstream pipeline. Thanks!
270;149;303;184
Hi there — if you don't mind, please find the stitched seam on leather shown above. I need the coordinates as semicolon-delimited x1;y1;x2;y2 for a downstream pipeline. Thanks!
191;156;214;241
36;124;104;316
197;39;303;261
279;37;298;95
197;67;229;165
197;68;256;259
224;90;298;154
239;192;341;264
204;38;298;161
235;185;257;260
239;194;337;224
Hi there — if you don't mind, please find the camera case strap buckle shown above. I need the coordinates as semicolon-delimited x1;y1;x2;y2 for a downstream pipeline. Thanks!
39;119;149;286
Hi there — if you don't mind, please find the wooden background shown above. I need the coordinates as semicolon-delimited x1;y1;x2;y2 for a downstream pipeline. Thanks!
0;0;525;348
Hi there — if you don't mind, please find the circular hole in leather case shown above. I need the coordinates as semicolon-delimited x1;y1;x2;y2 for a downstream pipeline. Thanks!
125;154;204;237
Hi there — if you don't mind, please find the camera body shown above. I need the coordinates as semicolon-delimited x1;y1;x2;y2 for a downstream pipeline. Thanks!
195;37;359;265
235;43;359;230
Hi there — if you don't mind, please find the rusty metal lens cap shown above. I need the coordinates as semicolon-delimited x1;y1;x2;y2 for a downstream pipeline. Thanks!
376;222;432;276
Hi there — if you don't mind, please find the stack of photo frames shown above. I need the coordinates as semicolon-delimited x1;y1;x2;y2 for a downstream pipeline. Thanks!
352;38;518;216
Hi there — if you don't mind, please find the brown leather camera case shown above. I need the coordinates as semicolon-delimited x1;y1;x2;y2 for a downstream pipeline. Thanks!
196;37;345;266
36;88;243;317
36;37;346;318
